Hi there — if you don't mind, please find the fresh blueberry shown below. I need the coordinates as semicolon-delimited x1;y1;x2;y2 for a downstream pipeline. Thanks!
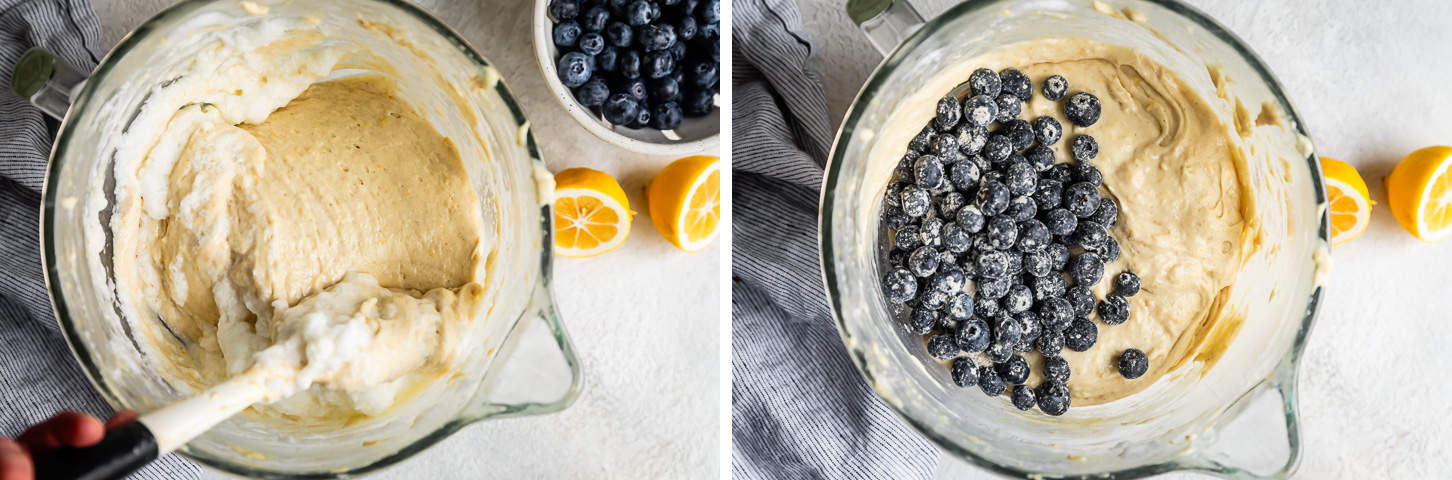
948;293;976;321
956;205;986;233
975;296;1002;319
927;333;960;360
919;217;944;247
1025;144;1055;171
581;6;611;31
618;49;642;78
1032;274;1068;303
1072;220;1109;250
1118;348;1149;379
674;16;698;39
644;51;675;78
913;155;945;190
1089;197;1118;227
1038;296;1073;331
1064;92;1101;127
1015;311;1042;352
937;192;967;219
596;46;620;71
1005;250;1024;275
625;0;652;25
602;92;638;124
948;160;983;192
1016;219;1050;252
1042;74;1068;101
1099;294;1130;325
1072;163;1103;186
1033;179;1063;210
649;77;681;103
941;222;972;254
1065;285;1096;317
893;224;921;251
573;78;610;107
556;51;593;88
1011;385;1036;410
883;268;918;303
1095;236;1121;262
630;106;652;129
1000;68;1032;101
549;0;580;20
1032;116;1062;146
1063;182;1101;217
986;216;1018;250
936;96;962;131
616;77;647;101
682;86;715;117
883;208;909;230
931;265;966;294
1005;195;1037;222
606;21;634;47
930;133;958;156
699;0;721;23
1036;383;1071;416
1043;163;1073;183
986;342;1014;364
1115;271;1141;297
1042;208;1077;236
994;94;1022;123
969;153;992;175
1045;243;1071;271
1004;284;1033;313
919;290;949;311
1064;317;1098;352
909;126;935;153
1022;249;1052;277
1006;161;1037;196
977;275;1011;300
997;354;1030;384
1068;252;1105;286
650;101;683;130
1037;331;1065;357
956;318;991;353
1071;134;1098;162
901;186;930;217
578;32;606;55
909;246;941;278
976;180;1011;216
553;22;582;50
981;134;1013;163
638;24;677;51
975;250;1012;279
962;94;999;127
1044;355;1071;384
968;68;1002;97
978;365;1007;396
907;307;937;334
1003;119;1034;151
698;21;720;39
992;315;1023;346
951;357;980;387
956;125;989;154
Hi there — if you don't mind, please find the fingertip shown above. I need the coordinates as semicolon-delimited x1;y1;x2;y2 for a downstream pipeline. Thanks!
105;410;140;431
55;411;105;447
0;437;34;480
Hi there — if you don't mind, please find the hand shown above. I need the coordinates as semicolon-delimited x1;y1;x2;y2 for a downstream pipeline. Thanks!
0;410;138;480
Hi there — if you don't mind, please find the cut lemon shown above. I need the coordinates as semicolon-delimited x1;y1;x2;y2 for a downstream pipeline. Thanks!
1385;146;1452;242
1320;157;1372;246
646;156;720;252
553;168;633;257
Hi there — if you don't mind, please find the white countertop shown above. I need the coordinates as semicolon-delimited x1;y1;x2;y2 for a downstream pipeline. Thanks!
796;0;1452;477
87;0;721;478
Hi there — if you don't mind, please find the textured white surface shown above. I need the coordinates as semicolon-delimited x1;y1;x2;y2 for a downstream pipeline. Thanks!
87;0;720;478
795;0;1452;478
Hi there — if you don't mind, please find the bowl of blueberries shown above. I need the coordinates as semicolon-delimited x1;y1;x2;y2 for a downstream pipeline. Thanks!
535;0;720;155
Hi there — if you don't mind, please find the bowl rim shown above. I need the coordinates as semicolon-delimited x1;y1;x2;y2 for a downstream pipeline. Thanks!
816;0;1330;477
530;0;720;156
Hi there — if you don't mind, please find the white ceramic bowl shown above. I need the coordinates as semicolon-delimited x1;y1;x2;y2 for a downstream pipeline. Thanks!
532;0;719;156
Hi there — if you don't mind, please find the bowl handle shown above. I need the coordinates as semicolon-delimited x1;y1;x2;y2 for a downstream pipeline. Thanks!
1181;354;1303;479
11;47;87;121
847;0;926;56
460;276;583;422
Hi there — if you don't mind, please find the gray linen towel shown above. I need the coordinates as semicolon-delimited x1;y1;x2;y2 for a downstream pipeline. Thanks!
730;0;938;478
1;0;198;477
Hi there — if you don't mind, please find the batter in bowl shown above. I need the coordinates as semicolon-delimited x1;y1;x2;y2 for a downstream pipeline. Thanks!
112;64;488;418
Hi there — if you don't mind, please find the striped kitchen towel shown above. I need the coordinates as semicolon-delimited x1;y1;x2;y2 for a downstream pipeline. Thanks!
0;0;197;477
731;0;937;478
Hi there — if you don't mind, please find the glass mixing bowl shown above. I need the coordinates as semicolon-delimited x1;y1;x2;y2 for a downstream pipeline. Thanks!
20;0;580;477
822;0;1330;477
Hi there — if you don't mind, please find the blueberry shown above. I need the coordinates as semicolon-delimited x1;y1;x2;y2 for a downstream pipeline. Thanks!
919;217;944;247
935;96;962;130
698;0;721;23
909;126;935;153
975;180;1011;215
1006;161;1037;196
975;250;1012;279
883;268;918;303
962;94;999;127
969;153;992;174
956;205;985;233
580;6;611;31
1042;209;1078;237
610;0;629;10
639;24;677;51
981;134;1013;163
938;192;967;219
985;216;1018;250
602;92;638;124
644;51;675;78
978;365;1007;396
1064;316;1098;352
956;318;991;353
1038;296;1073;331
1003;284;1033;313
625;0;652;25
1005;251;1024;275
909;246;941;278
556;51;593;88
1063;182;1101;217
901;186;930;217
630;106;652;129
1032;117;1063;147
1064;92;1101;127
650;101;683;130
1095;236;1121;262
573;78;610;107
1073;163;1103;186
1033;179;1063;210
1003;119;1033;151
597;47;620;71
1011;384;1036;410
1044;356;1070;384
919;290;949;311
948;293;976;321
992;314;1023;344
1005;196;1037;222
649;77;681;103
1042;74;1068;101
994;94;1022;123
672;16;697;39
1089;197;1118;227
1071;134;1098;162
1072;220;1109;250
975;295;1001;319
1115;271;1141;297
1037;331;1065;357
1044;163;1073;183
893;224;920;251
617;78;647;101
948;160;982;192
968;68;1002;97
549;0;580;20
956;125;989;154
578;32;606;55
941;222;972;254
1044;243;1071;271
1015;311;1042;351
999;68;1032;101
618;49;642;78
951;357;980;387
1068;252;1104;286
698;21;720;39
996;354;1030;384
931;265;966;294
1118;348;1149;379
1025;144;1055;171
605;21;634;47
927;333;960;360
907;307;937;334
913;155;944;190
682;86;714;117
930;133;958;156
1099;294;1130;325
1036;383;1071;416
986;342;1014;364
1022;249;1052;277
1016;219;1050;252
977;275;1011;299
882;208;909;230
1032;275;1068;303
1065;285;1096;317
